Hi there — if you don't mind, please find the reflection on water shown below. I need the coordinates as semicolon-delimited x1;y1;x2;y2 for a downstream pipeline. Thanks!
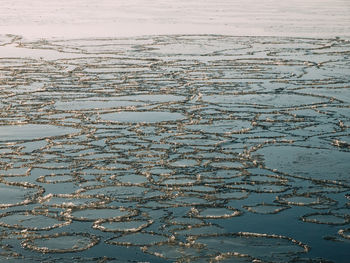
0;35;349;262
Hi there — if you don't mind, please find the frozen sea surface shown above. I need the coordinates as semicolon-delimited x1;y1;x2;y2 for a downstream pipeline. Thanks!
0;35;349;262
0;0;349;38
1;0;350;262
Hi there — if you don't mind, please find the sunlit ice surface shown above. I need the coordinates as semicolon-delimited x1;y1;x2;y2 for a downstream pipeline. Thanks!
0;0;349;38
0;1;350;263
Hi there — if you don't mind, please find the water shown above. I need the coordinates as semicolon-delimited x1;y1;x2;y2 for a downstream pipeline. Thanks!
1;1;350;262
0;34;349;262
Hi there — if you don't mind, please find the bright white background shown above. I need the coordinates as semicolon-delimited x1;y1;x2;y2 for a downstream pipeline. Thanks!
0;0;349;38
